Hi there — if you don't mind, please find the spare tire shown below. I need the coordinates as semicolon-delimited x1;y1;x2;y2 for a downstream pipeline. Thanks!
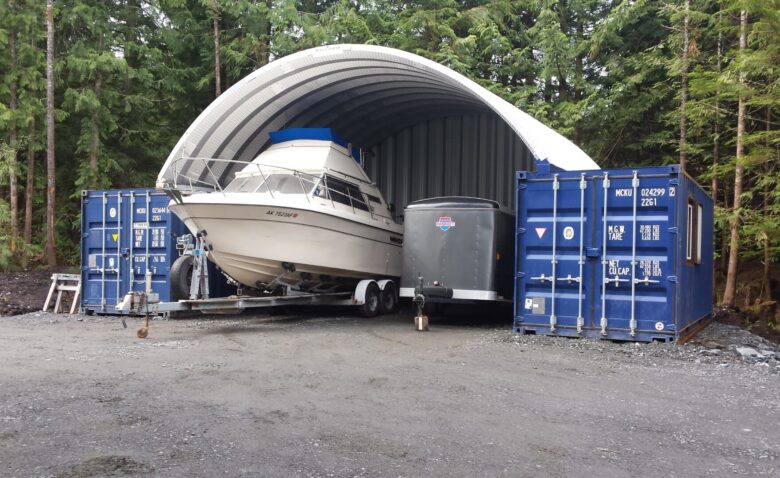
170;254;195;301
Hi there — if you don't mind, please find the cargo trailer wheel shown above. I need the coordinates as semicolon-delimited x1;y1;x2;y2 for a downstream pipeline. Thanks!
358;281;381;317
170;254;194;301
379;282;397;315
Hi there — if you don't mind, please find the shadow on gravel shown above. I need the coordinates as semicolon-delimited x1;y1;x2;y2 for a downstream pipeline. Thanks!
187;300;514;336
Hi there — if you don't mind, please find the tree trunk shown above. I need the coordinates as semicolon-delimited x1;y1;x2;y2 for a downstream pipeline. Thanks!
212;0;221;97
679;0;690;172
89;34;103;186
760;108;771;300
45;0;56;267
23;117;35;269
722;10;748;307
573;22;584;146
8;31;19;253
712;22;721;202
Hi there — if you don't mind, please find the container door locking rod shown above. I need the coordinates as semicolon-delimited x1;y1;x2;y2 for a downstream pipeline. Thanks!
549;174;559;333
600;173;610;335
576;173;586;333
629;171;639;337
101;192;107;309
116;193;122;307
129;192;135;293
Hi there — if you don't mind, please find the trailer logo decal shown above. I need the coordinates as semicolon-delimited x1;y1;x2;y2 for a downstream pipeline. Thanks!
534;227;546;239
436;217;455;231
655;322;665;331
111;233;119;242
563;226;575;240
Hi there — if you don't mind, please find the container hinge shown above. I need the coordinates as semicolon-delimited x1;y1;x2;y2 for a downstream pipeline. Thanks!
667;275;678;283
669;178;680;186
634;277;660;285
518;227;526;234
517;183;527;190
517;272;526;278
668;227;678;234
557;274;581;283
531;274;554;283
604;276;629;287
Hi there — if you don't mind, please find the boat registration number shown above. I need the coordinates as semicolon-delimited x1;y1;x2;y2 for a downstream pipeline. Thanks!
266;210;299;218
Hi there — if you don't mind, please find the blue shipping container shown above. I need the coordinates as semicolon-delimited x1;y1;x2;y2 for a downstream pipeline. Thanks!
81;189;234;315
514;161;713;342
81;189;188;314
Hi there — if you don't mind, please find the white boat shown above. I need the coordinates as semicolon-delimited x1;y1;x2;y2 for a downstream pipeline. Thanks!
163;129;403;292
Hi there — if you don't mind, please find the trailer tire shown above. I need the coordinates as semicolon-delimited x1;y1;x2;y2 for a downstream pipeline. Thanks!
170;254;194;301
358;281;381;317
379;282;397;315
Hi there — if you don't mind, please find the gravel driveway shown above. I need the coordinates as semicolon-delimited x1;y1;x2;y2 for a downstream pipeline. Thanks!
0;309;778;477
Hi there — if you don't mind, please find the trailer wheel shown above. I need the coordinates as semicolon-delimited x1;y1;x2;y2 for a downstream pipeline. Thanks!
379;282;397;315
170;254;194;301
358;281;381;317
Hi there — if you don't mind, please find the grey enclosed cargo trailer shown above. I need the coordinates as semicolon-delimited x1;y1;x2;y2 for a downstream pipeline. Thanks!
399;197;515;306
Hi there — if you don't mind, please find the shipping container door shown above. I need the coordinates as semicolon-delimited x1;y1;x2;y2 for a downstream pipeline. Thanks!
592;171;677;339
517;173;593;335
82;191;124;311
127;191;173;299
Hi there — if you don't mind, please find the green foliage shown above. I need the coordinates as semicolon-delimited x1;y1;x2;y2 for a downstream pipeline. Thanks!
0;0;777;283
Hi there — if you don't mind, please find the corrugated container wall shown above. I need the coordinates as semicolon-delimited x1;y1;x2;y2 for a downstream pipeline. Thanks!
80;189;233;315
365;114;535;219
514;162;713;342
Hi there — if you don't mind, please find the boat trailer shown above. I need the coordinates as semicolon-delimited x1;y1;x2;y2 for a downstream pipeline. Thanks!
116;234;393;338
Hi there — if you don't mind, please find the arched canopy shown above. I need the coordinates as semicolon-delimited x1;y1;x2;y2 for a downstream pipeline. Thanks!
158;44;598;187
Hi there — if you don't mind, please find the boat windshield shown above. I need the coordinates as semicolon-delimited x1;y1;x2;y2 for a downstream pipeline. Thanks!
224;172;317;195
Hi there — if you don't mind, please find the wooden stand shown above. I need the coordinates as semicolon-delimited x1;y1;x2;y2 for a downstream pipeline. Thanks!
43;274;81;314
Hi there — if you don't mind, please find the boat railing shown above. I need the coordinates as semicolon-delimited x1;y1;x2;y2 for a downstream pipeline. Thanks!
166;156;395;223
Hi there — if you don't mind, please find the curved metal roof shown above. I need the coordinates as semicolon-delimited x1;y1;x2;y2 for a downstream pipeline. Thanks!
157;44;598;184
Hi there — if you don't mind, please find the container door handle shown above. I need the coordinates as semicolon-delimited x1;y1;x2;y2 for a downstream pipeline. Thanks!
531;274;554;283
634;277;660;285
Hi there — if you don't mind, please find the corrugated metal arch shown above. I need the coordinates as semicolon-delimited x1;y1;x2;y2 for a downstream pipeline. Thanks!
157;44;598;212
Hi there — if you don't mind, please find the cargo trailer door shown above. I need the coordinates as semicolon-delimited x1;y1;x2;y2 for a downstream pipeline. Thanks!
593;171;677;341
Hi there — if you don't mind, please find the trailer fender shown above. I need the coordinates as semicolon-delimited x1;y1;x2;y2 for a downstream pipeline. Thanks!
376;279;395;292
353;279;378;305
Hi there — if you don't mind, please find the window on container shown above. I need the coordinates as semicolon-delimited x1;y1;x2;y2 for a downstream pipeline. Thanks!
686;198;700;264
696;203;703;264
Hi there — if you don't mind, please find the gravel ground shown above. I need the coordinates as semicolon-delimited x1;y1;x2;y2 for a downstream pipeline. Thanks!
0;309;778;477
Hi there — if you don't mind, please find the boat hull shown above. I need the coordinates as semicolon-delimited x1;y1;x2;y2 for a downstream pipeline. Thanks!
169;201;402;289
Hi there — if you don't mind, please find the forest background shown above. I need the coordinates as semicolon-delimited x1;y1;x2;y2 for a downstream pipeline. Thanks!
0;0;778;313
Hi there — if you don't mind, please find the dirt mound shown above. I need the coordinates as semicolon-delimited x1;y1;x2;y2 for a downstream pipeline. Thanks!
713;304;780;345
0;270;57;316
